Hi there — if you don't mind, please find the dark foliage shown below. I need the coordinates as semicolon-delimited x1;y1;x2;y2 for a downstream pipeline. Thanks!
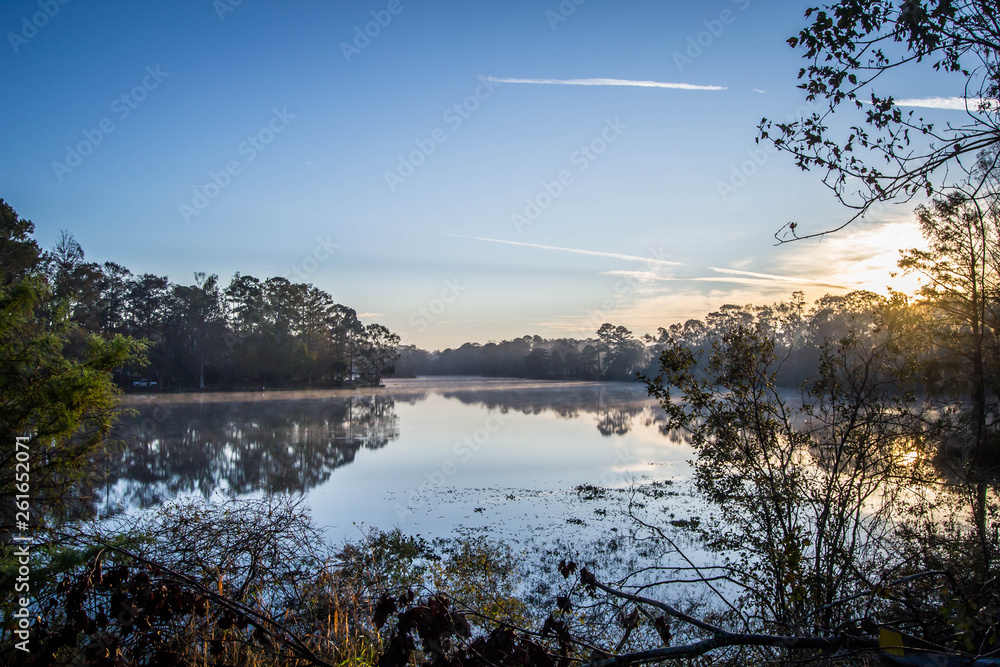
760;0;1000;238
2;202;401;391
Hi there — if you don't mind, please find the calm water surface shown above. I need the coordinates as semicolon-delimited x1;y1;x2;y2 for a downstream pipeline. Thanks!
110;378;697;545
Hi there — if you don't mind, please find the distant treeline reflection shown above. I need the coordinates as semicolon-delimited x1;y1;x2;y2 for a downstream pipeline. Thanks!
102;382;666;511
103;394;400;509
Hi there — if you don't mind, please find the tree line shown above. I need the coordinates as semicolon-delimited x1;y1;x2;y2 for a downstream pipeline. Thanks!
398;289;948;390
397;323;647;380
1;203;401;391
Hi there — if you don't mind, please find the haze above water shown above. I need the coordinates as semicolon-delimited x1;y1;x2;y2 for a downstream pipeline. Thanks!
110;378;698;546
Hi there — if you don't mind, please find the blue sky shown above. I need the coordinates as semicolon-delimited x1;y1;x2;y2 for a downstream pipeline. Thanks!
1;0;964;349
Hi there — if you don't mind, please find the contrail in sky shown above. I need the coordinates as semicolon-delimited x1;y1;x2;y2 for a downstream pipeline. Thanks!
863;96;998;111
448;235;849;288
708;266;848;288
445;234;685;266
897;97;999;110
484;76;726;91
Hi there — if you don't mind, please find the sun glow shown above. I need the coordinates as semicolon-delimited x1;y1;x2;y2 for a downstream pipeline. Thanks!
849;249;927;297
835;220;929;296
783;218;929;298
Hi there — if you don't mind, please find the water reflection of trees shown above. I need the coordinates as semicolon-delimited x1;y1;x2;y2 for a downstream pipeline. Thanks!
596;409;637;436
439;382;665;436
97;381;675;514
102;395;400;509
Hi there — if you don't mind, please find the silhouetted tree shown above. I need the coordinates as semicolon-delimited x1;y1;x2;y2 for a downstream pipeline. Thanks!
760;0;1000;239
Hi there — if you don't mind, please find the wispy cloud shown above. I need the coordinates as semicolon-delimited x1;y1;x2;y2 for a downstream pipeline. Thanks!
484;76;726;91
707;266;847;289
436;318;542;324
663;276;846;288
600;270;661;280
445;234;685;266
887;97;997;110
450;234;848;288
356;312;383;318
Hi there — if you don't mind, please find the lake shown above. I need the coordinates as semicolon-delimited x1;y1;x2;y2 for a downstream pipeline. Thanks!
109;378;702;550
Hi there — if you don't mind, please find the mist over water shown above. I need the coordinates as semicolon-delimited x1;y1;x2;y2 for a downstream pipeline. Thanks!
108;378;696;544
